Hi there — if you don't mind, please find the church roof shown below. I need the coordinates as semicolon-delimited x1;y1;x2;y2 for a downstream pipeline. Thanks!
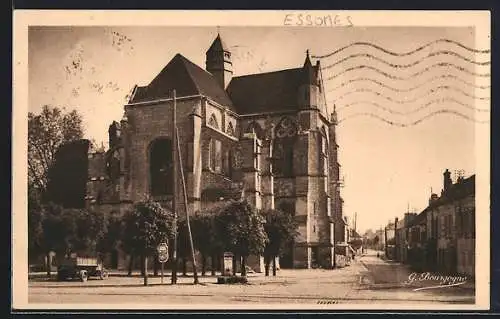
227;67;306;114
130;53;234;109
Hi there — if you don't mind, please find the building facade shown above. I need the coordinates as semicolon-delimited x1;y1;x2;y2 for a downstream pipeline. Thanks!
51;34;346;270
388;169;475;277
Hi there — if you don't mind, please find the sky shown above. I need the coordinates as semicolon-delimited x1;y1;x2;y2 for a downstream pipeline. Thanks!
28;26;490;234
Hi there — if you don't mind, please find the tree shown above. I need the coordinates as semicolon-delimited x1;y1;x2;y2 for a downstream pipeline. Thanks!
69;208;107;256
39;203;73;275
176;218;191;276
122;199;176;285
216;200;268;277
191;210;225;276
28;203;44;265
97;213;124;261
261;209;299;276
31;203;105;275
28;105;84;203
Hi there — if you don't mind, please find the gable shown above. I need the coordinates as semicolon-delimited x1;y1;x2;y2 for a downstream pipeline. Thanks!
130;54;234;110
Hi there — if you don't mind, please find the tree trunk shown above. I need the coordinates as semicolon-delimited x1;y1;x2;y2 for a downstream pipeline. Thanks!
264;256;270;276
127;255;133;276
143;256;148;286
201;255;206;276
241;256;247;277
46;253;51;277
153;253;158;277
272;257;277;276
211;254;216;276
182;258;187;276
140;255;145;276
232;255;237;276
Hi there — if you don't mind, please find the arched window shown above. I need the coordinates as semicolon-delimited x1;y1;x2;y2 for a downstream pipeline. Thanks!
275;117;298;139
208;138;222;173
272;140;294;177
208;114;219;129
272;117;298;177
227;122;235;137
319;127;328;178
244;121;264;139
149;138;173;196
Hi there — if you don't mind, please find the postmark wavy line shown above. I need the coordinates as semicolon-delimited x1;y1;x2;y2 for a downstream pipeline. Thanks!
337;98;489;114
337;110;489;127
324;63;490;82
320;51;490;71
312;39;490;59
335;86;490;103
327;76;491;93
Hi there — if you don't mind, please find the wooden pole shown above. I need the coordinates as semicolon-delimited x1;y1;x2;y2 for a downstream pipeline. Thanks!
161;261;164;284
176;127;199;284
394;217;399;261
171;89;178;285
384;226;388;258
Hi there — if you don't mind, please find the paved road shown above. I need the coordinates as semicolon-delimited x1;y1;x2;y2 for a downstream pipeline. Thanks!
27;250;474;307
355;250;474;304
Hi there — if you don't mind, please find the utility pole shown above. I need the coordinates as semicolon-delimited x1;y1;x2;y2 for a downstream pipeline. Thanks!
354;212;357;233
394;217;399;262
384;225;388;257
176;126;199;284
171;89;178;285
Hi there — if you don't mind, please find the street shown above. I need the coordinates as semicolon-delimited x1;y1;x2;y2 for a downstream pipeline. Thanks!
28;250;475;307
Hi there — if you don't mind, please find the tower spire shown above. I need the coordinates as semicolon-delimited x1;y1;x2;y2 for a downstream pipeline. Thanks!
330;104;338;125
206;33;233;89
303;49;313;68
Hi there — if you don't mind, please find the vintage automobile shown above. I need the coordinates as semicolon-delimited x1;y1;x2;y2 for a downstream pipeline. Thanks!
57;255;109;282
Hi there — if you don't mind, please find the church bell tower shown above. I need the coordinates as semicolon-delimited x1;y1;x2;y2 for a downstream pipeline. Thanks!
206;34;233;89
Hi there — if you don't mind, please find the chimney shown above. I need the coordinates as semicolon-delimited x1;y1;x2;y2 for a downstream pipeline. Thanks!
443;169;452;192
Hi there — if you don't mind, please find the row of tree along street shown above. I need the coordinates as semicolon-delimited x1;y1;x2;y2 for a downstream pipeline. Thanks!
29;198;298;278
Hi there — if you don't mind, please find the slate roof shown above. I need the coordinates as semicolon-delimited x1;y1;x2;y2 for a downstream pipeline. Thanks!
207;34;229;52
130;53;234;109
227;67;313;114
408;210;427;228
129;45;319;115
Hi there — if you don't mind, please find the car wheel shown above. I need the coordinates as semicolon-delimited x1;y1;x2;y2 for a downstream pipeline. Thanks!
99;270;109;280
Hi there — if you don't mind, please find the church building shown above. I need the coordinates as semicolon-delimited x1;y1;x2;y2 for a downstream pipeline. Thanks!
61;34;347;270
